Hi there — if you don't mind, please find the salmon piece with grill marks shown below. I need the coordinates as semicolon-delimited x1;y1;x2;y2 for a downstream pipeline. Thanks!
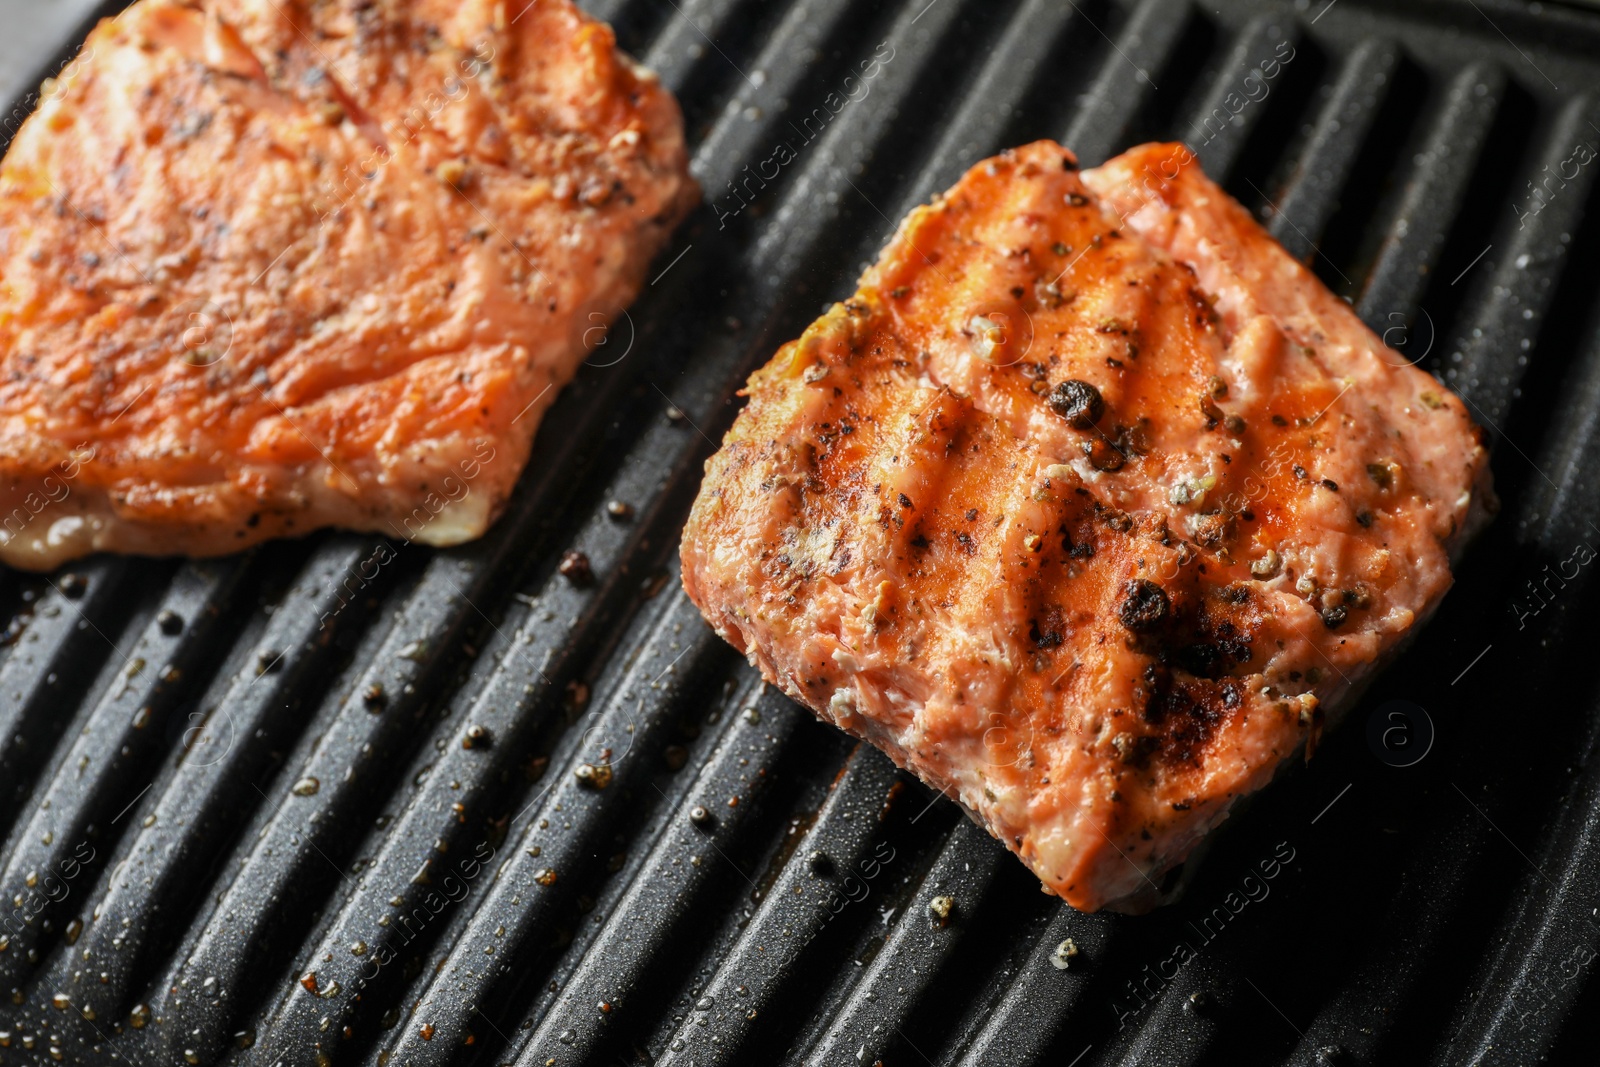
0;0;695;570
680;141;1491;911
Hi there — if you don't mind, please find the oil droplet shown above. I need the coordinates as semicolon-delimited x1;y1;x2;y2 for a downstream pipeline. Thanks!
234;1029;256;1049
64;920;81;946
292;777;320;796
350;941;367;956
52;993;70;1010
300;971;319;994
696;996;713;1011
558;1028;576;1044
130;1004;150;1029
535;868;558;887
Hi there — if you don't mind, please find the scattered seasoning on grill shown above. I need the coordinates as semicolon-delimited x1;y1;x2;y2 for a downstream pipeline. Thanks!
157;609;184;635
255;650;283;676
291;776;319;796
535;868;558;886
743;706;762;724
129;1005;150;1029
1316;1045;1347;1065
1118;579;1170;632
927;894;955;928
419;1022;435;1041
606;500;634;521
233;1030;256;1049
559;550;595;586
1049;938;1080;970
58;573;87;598
808;850;834;875
575;761;613;789
1049;379;1104;427
299;972;318;994
664;404;686;423
462;724;492;750
1185;990;1210;1014
363;682;387;711
689;804;713;827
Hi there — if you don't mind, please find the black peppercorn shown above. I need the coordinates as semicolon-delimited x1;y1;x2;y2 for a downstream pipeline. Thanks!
1049;379;1104;428
1118;579;1170;632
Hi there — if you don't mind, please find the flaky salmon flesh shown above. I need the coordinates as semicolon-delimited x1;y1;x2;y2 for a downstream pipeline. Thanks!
681;141;1492;912
0;0;695;571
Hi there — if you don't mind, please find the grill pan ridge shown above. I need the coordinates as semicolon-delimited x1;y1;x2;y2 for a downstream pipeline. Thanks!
2;1;1600;1065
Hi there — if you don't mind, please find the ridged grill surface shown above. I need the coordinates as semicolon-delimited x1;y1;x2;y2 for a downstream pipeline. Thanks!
3;1;1600;1065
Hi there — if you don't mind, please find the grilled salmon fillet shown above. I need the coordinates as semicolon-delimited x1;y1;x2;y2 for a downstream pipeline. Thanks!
681;141;1491;912
0;0;695;570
